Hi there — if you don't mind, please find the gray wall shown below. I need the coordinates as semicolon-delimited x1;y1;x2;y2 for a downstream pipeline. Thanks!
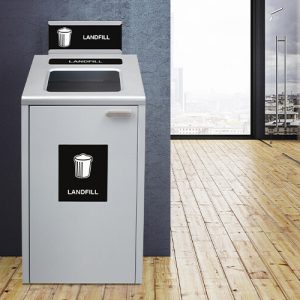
0;0;170;256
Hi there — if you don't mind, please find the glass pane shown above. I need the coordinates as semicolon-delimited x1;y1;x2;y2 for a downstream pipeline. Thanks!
265;0;300;136
47;71;121;92
171;0;251;135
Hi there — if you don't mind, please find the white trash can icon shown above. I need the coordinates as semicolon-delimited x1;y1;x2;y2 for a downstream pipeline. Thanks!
57;27;72;48
74;153;93;179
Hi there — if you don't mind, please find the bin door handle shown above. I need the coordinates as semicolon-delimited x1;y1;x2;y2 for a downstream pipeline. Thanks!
105;110;133;118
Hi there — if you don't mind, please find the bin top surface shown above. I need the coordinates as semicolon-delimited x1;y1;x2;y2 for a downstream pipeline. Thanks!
22;54;145;105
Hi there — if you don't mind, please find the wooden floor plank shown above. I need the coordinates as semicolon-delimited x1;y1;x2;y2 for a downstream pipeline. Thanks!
0;264;30;300
52;285;80;300
127;257;155;300
154;255;181;300
23;284;58;300
172;144;208;300
77;285;105;300
265;140;300;162
0;257;21;296
172;228;207;299
102;285;128;300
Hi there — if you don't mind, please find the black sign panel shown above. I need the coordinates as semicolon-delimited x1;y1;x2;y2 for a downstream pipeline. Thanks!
59;145;108;202
49;58;122;65
49;24;122;50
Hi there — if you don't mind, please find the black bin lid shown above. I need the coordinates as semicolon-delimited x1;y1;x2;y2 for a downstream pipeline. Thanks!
47;70;121;92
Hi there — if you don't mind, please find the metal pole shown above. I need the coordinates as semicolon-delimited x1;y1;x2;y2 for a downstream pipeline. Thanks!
284;36;287;129
275;36;279;132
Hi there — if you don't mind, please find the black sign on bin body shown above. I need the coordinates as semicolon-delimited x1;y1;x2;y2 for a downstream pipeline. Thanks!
59;145;108;202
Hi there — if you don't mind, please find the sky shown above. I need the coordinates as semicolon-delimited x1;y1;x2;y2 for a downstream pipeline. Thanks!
265;0;300;95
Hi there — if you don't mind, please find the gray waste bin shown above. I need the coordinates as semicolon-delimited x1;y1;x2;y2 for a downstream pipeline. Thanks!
21;21;145;284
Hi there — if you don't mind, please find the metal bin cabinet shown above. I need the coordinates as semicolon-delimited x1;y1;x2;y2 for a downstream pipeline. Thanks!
21;54;145;284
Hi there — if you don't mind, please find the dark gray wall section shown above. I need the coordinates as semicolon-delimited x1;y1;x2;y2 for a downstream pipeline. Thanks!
0;1;170;256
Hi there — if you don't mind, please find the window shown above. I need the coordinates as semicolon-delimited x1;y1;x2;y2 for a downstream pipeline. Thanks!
171;0;251;135
265;0;300;136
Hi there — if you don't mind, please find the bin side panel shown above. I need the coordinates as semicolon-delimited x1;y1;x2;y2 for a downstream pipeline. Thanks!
21;105;30;283
135;105;145;283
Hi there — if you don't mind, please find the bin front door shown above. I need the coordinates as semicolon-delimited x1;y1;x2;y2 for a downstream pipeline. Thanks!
29;106;138;283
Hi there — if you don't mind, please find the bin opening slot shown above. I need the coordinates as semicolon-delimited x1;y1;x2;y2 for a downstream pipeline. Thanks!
47;71;121;92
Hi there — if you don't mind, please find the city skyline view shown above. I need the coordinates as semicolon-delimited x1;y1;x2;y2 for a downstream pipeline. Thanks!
264;0;299;135
171;0;299;136
265;0;300;95
171;0;251;135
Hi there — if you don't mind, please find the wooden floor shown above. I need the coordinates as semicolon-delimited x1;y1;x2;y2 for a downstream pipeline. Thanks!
263;140;300;163
0;140;300;299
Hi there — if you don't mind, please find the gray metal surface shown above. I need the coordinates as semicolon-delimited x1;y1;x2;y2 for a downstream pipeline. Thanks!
22;54;145;105
135;105;145;282
29;106;139;283
48;49;123;55
21;106;29;283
